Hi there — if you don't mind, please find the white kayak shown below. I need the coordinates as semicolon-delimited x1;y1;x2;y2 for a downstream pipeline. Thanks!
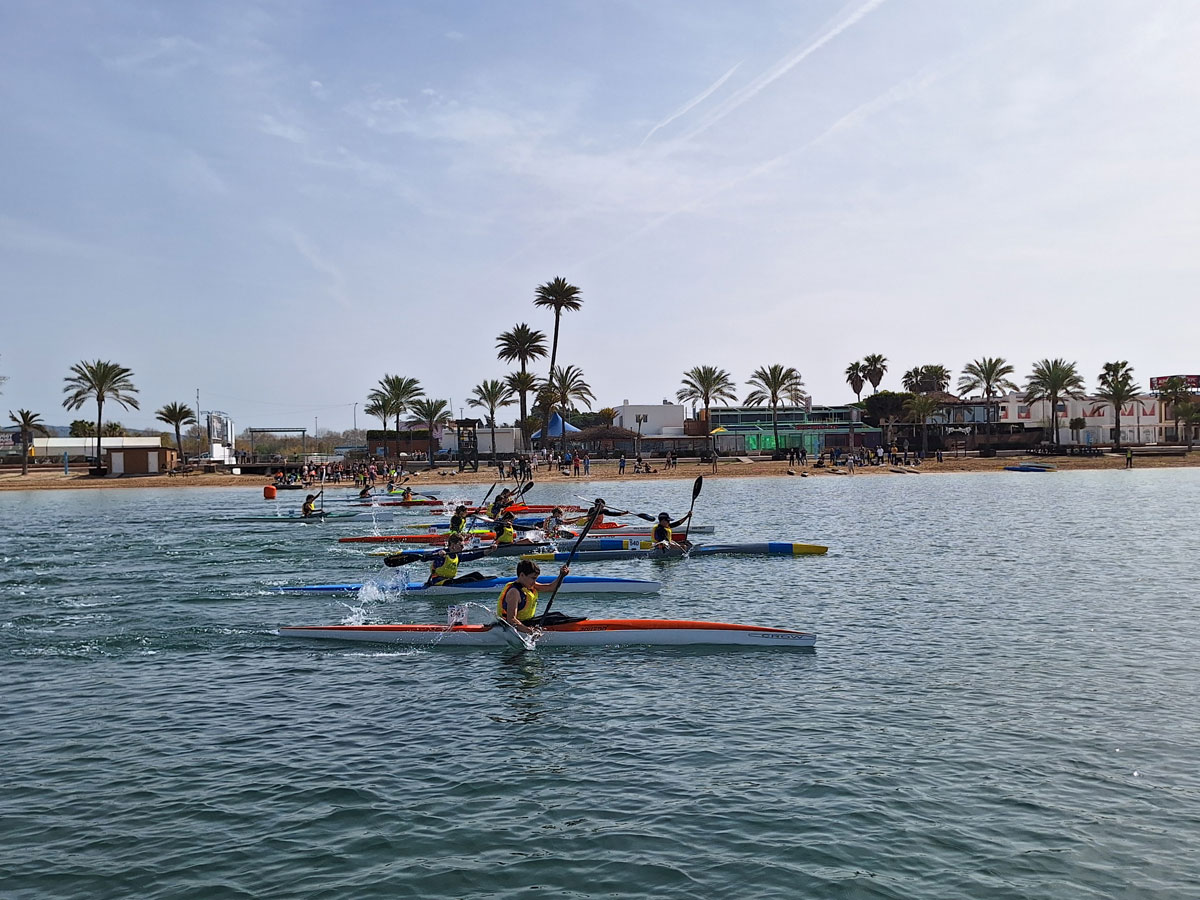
276;575;660;596
278;615;816;649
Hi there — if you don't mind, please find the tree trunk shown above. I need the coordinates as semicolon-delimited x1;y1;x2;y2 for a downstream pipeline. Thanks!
20;434;29;476
490;418;497;463
95;399;104;474
771;404;780;455
541;313;561;450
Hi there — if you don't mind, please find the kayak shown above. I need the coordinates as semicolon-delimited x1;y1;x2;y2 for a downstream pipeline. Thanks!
276;575;661;595
232;510;385;523
339;530;703;545
521;541;829;562
365;538;637;558
278;615;816;648
1003;464;1057;472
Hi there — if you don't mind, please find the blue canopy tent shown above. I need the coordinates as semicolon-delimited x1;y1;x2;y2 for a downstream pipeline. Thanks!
530;412;581;440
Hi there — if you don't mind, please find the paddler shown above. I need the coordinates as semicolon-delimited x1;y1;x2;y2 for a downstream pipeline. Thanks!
650;510;692;550
358;484;372;499
540;507;564;538
301;491;324;518
425;534;492;586
399;486;414;502
497;559;570;635
489;488;515;519
447;504;471;537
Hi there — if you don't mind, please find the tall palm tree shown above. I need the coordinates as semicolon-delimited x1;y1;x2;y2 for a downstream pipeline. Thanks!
504;370;539;444
958;357;1018;437
371;375;423;432
8;409;49;476
845;361;866;450
496;323;548;448
862;354;888;393
1176;399;1199;450
543;364;595;452
1024;358;1086;446
533;277;583;446
1094;362;1139;450
1155;376;1194;444
407;398;453;468
676;365;737;433
744;364;804;454
904;394;942;456
468;379;516;462
597;407;618;426
155;402;197;464
62;360;140;473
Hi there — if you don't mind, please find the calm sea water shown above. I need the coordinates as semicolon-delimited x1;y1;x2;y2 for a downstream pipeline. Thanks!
2;472;1198;899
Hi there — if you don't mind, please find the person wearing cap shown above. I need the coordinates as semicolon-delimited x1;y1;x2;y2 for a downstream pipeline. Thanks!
496;559;571;635
425;534;493;586
650;510;692;550
301;491;323;518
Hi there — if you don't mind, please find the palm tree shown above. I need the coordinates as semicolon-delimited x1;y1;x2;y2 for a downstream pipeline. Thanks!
1024;358;1086;446
504;370;540;444
744;364;804;454
533;277;583;446
676;365;737;434
496;323;548;449
904;394;942;456
372;375;423;432
363;399;391;433
845;361;866;449
862;354;888;393
1094;362;1139;450
1155;376;1194;444
8;409;49;476
902;365;952;393
597;407;618;426
62;360;140;473
1176;399;1199;450
407;398;453;468
156;402;197;464
543;364;595;453
468;379;516;462
958;357;1018;437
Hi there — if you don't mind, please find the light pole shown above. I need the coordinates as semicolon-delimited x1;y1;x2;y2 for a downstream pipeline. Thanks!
636;414;648;458
353;402;358;432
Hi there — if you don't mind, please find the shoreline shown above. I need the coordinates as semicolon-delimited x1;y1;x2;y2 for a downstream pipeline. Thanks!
1;452;1196;492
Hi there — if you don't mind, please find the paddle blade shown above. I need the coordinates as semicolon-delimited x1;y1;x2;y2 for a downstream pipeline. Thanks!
383;553;422;567
691;475;704;500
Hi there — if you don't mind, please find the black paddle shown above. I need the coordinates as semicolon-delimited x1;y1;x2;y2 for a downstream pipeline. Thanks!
681;475;703;543
573;495;656;522
383;549;428;567
540;498;605;621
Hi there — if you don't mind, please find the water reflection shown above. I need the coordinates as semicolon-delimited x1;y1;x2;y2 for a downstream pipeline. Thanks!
487;652;556;724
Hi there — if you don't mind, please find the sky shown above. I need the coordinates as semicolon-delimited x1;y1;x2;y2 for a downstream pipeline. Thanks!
2;0;1198;433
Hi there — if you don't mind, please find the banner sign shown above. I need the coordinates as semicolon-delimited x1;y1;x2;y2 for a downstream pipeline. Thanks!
1150;375;1200;390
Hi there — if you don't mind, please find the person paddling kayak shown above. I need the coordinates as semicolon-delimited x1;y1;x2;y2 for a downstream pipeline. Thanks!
447;504;471;537
497;559;570;636
425;534;493;586
489;488;515;518
301;492;324;518
650;510;692;550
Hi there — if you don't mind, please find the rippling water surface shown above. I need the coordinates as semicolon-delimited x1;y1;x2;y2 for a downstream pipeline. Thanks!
3;472;1199;898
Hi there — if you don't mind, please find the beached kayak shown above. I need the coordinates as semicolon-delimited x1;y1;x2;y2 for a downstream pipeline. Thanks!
276;575;660;596
1003;464;1057;472
278;615;816;648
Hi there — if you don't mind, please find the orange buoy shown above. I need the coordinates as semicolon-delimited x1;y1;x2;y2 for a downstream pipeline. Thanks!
264;484;277;500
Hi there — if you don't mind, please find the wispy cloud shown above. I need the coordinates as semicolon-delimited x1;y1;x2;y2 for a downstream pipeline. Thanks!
675;0;888;144
284;227;350;309
640;62;741;146
260;114;307;144
102;35;206;76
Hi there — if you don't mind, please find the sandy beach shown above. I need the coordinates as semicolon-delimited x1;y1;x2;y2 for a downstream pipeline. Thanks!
2;452;1195;492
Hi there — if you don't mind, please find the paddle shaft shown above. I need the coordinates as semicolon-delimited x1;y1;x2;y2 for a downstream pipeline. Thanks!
541;500;604;619
681;475;703;542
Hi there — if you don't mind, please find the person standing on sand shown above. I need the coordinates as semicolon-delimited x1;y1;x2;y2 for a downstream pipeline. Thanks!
619;454;626;475
1126;448;1134;469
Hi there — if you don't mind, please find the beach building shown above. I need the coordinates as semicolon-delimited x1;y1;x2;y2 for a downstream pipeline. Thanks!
706;404;878;457
993;392;1166;446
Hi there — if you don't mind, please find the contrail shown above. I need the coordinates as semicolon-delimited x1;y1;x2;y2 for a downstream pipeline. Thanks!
640;63;741;146
677;0;888;144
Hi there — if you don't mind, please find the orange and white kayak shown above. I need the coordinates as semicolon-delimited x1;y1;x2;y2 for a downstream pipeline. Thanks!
278;616;816;649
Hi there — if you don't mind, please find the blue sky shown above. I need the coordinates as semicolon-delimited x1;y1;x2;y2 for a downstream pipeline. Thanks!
3;0;1198;432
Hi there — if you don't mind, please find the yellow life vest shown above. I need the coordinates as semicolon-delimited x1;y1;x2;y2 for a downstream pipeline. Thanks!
302;501;318;516
496;581;538;622
430;552;459;581
652;523;673;543
448;514;467;535
496;523;516;544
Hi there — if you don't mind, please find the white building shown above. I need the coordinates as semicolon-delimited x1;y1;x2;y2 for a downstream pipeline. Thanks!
995;393;1162;445
439;425;525;456
613;401;686;438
